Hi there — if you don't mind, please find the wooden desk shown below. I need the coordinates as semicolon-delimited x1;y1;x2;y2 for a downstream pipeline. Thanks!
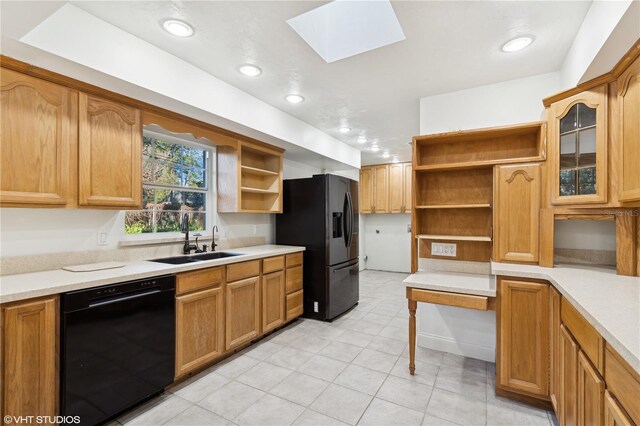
406;286;496;375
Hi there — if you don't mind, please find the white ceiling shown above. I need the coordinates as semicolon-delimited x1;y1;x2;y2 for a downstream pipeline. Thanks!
5;1;593;166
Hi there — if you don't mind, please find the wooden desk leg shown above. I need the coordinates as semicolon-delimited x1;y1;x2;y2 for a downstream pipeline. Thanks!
408;299;417;375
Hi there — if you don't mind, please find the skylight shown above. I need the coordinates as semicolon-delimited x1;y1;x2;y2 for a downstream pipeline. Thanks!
287;0;406;63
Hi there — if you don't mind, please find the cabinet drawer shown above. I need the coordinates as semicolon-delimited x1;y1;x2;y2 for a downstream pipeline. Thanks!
605;345;640;425
227;260;260;282
561;298;604;373
263;256;285;274
407;288;489;310
286;266;303;294
286;290;303;321
286;252;303;267
177;267;223;295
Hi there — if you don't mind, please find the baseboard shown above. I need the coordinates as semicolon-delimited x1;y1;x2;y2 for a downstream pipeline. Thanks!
417;332;496;362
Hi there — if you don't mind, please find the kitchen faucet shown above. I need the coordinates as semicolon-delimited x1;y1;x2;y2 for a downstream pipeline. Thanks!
211;225;219;252
181;213;198;254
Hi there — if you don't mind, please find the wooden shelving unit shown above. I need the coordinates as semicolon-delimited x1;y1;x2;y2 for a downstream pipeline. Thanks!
411;122;545;270
217;141;284;213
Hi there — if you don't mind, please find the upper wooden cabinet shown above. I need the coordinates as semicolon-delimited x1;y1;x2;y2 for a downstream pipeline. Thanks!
493;163;541;263
497;277;549;399
217;141;283;213
0;68;75;206
360;163;411;214
2;296;58;420
78;93;142;208
617;55;640;202
389;163;413;213
548;86;607;205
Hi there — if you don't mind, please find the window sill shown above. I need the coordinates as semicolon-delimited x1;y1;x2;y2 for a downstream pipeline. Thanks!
119;233;213;247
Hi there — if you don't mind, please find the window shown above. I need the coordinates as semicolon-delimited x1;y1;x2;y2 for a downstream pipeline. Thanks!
125;133;210;234
559;103;597;197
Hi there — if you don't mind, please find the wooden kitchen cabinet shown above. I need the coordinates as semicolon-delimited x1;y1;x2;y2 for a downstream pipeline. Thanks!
604;391;634;426
262;271;285;333
359;167;373;214
175;286;224;378
0;68;75;207
559;324;578;426
2;296;58;420
617;54;640;202
548;86;607;205
497;277;549;399
493;163;540;263
389;163;413;213
549;286;561;413
225;276;260;350
577;350;604;426
78;93;142;208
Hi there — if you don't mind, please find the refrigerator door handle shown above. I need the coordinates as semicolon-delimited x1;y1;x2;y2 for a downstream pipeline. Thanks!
346;191;354;248
333;261;359;272
343;193;350;248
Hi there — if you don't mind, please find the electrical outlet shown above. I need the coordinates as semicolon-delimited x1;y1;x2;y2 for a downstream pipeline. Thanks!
97;231;108;246
431;242;456;257
313;301;319;313
407;224;411;233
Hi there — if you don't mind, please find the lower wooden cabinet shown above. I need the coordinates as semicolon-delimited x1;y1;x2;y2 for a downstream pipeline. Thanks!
286;290;303;321
577;350;605;425
497;277;549;398
2;296;58;419
175;286;224;378
225;276;260;350
604;390;634;426
549;286;561;412
262;271;285;333
559;324;578;426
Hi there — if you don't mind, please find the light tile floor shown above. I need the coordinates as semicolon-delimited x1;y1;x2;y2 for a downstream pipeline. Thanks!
115;270;557;426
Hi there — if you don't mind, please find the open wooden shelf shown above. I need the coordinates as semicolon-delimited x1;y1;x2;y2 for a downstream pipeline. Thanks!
415;204;491;209
217;141;283;213
241;187;279;194
241;165;279;177
413;122;545;170
416;234;492;242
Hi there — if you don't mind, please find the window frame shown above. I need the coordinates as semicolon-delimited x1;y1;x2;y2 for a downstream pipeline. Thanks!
122;129;215;240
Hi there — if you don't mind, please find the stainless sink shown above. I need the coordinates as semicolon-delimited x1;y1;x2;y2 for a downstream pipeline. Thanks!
191;252;242;261
149;252;243;265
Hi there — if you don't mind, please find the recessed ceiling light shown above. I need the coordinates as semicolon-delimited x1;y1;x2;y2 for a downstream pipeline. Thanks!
357;136;367;144
238;64;262;77
382;151;390;158
338;127;351;134
162;19;194;37
370;145;380;152
501;36;534;53
285;94;305;104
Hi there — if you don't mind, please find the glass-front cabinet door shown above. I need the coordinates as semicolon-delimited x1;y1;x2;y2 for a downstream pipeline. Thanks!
550;86;607;205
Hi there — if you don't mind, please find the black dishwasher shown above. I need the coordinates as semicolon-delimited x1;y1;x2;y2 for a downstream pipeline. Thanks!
61;275;176;426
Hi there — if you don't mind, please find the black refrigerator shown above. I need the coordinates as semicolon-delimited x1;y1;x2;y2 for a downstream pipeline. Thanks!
276;174;359;321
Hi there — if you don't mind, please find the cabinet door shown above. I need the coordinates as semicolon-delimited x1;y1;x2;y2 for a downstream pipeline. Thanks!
404;163;413;214
360;167;373;214
388;163;404;213
497;278;549;398
549;86;607;205
493;164;540;263
1;68;74;206
373;165;389;213
560;324;578;426
617;55;640;202
78;93;142;207
175;287;224;378
225;276;260;350
3;296;57;419
550;286;561;413
577;350;604;426
604;390;633;426
262;271;285;333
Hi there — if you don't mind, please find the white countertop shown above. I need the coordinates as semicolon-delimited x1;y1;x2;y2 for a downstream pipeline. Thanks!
0;245;304;304
403;262;639;374
403;271;495;297
492;261;640;374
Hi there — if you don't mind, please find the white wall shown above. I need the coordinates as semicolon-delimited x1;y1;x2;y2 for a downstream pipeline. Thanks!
362;214;411;273
417;71;563;362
